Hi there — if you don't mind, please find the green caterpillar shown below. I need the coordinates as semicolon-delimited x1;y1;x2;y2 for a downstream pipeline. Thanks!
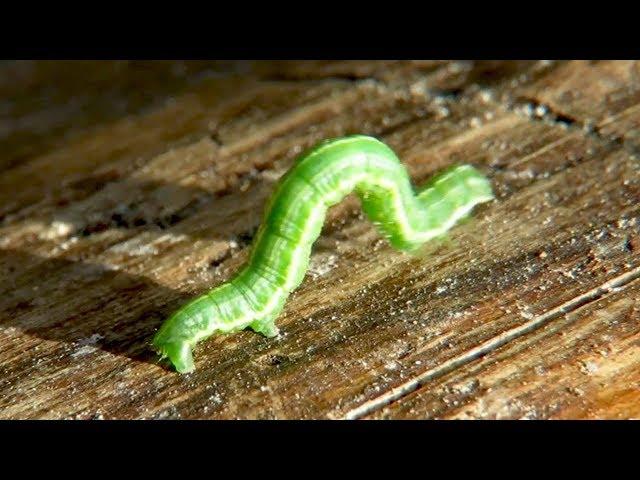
152;135;494;373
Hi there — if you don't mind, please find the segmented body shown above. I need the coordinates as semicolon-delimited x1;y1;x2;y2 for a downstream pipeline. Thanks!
152;135;494;373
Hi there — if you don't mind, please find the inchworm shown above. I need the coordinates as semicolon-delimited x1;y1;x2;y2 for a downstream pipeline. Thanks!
152;135;494;373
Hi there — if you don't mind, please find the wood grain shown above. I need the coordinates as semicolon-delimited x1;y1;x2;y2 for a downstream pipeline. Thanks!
369;279;640;419
1;60;638;419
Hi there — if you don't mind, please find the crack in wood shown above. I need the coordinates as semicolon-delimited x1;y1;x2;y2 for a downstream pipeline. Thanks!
342;265;640;419
260;73;370;83
506;95;640;158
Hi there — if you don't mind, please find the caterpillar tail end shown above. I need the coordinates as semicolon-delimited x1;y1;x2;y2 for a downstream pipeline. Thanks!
463;165;495;204
152;337;195;374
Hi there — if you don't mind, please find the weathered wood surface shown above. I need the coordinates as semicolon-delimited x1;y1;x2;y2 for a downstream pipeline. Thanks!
0;60;638;419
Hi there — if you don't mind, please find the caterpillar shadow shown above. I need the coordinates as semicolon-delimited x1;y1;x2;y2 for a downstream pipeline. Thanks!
0;248;192;368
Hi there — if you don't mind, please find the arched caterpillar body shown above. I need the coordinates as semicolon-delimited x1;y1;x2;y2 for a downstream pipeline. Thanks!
152;135;494;373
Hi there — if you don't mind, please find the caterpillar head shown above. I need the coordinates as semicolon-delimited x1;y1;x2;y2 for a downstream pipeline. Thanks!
153;338;195;374
152;315;196;373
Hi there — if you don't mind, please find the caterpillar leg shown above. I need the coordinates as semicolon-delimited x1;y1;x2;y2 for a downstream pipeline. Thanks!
248;316;280;338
